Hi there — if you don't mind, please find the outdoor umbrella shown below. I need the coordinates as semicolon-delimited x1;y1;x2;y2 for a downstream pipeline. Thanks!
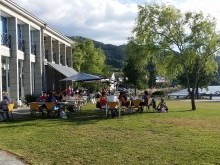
60;72;101;82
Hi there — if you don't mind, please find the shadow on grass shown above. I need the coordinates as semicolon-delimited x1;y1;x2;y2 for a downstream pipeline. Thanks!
1;108;166;127
171;109;193;113
1;110;109;127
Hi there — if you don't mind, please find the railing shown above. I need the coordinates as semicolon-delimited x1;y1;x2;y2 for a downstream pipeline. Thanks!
18;39;25;52
1;33;11;48
31;43;36;55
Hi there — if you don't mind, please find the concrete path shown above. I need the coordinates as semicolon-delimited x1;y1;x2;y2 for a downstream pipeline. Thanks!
1;107;30;165
0;151;27;165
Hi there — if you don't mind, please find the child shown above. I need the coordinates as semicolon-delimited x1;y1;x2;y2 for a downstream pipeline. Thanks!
156;99;168;113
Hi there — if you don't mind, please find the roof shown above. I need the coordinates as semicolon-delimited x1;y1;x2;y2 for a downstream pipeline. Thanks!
47;62;78;77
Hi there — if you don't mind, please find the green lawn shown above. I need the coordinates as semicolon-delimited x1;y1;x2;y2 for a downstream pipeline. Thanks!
0;100;220;165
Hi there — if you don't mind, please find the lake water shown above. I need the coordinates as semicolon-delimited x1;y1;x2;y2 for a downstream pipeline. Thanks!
168;85;220;100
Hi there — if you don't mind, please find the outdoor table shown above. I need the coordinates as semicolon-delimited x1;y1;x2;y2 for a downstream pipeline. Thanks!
63;99;84;111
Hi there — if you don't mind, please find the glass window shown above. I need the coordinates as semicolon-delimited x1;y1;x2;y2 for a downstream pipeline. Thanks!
17;24;23;50
31;63;35;94
1;16;8;45
1;57;9;93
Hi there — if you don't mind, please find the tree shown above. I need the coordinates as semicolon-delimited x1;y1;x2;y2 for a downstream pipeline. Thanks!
131;3;220;110
72;42;85;72
178;59;218;99
147;57;156;88
72;40;110;91
72;40;109;75
123;40;149;95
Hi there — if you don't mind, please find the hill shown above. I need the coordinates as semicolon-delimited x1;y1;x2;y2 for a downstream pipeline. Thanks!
70;36;125;69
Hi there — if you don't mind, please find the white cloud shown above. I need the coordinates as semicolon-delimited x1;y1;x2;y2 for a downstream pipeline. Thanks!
12;0;220;45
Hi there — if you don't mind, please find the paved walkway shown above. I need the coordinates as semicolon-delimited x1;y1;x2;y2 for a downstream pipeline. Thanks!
1;107;30;165
0;151;27;165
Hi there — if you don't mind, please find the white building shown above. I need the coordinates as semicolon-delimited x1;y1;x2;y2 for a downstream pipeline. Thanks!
0;0;75;104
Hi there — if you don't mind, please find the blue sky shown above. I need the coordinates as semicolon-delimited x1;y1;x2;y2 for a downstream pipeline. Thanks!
13;0;220;45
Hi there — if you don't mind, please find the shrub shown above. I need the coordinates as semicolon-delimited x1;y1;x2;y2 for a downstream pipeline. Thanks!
24;94;38;105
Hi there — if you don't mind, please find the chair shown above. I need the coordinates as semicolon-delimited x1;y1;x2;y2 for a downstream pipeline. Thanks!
6;103;14;120
131;100;141;112
120;100;131;114
106;101;119;118
30;102;43;117
45;102;59;117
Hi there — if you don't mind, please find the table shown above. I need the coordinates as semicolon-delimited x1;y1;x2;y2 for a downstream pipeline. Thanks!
63;99;84;111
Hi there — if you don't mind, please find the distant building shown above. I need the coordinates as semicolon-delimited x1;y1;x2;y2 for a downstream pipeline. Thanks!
0;0;75;104
156;76;166;83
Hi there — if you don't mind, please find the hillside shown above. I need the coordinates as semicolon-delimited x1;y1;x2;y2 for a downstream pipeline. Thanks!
70;36;125;69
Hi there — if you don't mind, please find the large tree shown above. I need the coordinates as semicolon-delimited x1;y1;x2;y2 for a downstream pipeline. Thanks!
72;40;109;76
131;3;220;110
123;40;149;95
72;40;110;92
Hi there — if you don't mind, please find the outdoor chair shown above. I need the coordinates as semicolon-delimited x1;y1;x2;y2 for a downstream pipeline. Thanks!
106;101;119;118
1;103;14;120
131;99;141;113
120;100;132;114
30;102;43;117
45;102;59;118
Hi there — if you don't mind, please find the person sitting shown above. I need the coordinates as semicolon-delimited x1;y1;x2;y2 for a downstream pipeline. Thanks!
107;92;119;118
46;92;60;111
0;95;10;120
38;91;48;102
156;99;168;113
99;91;107;110
118;92;129;108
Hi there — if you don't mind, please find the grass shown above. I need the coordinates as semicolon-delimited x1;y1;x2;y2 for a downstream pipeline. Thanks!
0;100;220;165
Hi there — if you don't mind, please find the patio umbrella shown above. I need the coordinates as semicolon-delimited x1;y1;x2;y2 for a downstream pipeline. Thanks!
60;72;101;82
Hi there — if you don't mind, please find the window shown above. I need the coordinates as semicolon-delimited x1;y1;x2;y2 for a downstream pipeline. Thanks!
30;30;36;55
31;63;35;94
17;24;23;51
1;16;8;45
1;57;9;93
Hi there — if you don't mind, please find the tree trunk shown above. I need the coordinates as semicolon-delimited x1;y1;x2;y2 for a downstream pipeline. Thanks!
190;90;196;110
196;85;199;99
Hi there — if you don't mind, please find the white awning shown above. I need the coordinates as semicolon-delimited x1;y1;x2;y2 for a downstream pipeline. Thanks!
60;72;100;82
47;62;78;77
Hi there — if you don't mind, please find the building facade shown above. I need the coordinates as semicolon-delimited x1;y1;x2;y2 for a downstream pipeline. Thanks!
0;0;75;105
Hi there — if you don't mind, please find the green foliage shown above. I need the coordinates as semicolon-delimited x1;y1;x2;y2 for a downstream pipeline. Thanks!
72;39;109;76
71;36;125;68
131;2;220;110
147;58;156;88
71;39;111;91
24;94;38;105
123;40;150;89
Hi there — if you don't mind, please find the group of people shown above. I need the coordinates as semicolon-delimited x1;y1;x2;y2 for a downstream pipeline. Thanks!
36;85;87;118
138;90;168;113
0;92;13;121
96;89;169;118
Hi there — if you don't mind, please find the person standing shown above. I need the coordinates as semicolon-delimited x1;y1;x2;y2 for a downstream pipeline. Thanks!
65;85;74;97
140;90;150;111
